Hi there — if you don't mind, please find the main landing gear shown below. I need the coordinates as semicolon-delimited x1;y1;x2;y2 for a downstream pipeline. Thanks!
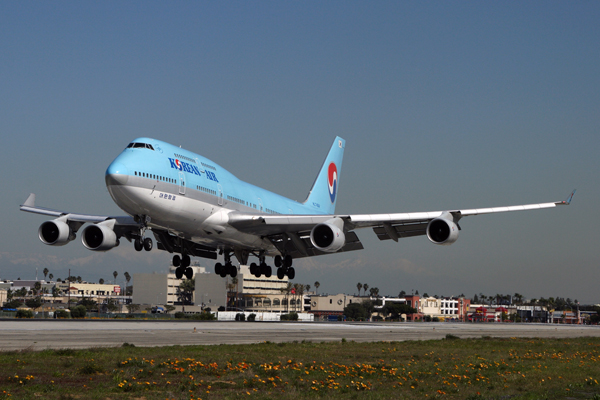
212;252;294;280
214;253;237;278
249;254;294;280
173;254;194;280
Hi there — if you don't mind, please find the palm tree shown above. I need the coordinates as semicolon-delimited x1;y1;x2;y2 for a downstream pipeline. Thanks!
48;273;53;281
113;271;118;285
124;272;132;300
227;277;238;310
99;278;105;285
314;281;320;295
363;284;369;297
43;268;49;280
293;283;304;312
305;284;311;293
281;282;294;312
232;276;239;310
297;284;305;312
124;272;131;285
357;283;363;296
177;278;195;305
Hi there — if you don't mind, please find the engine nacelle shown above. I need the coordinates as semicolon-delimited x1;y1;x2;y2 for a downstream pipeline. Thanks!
39;219;75;246
310;217;346;253
82;222;118;251
426;217;460;245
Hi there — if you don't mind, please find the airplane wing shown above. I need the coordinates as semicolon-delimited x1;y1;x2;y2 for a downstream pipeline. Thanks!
20;193;142;238
228;191;575;258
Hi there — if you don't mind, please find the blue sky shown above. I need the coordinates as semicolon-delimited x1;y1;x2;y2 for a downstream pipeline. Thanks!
1;2;599;302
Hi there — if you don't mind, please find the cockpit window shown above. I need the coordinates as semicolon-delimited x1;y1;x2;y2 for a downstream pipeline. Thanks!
127;142;154;150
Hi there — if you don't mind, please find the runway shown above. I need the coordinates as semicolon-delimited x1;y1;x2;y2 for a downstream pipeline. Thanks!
1;320;599;351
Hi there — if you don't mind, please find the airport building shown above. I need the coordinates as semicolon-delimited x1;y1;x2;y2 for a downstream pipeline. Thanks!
133;264;225;310
419;296;471;321
133;263;300;313
56;281;122;297
232;265;300;313
309;294;362;319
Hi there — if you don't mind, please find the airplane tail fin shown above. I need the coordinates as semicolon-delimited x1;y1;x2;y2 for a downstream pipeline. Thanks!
303;137;345;215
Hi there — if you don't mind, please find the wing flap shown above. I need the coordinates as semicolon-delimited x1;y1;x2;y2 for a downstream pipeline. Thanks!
267;230;363;259
372;221;429;241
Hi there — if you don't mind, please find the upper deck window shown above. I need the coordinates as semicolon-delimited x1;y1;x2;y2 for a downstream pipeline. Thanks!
127;142;154;150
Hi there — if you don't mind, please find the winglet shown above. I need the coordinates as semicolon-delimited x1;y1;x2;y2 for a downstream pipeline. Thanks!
23;193;36;208
559;189;576;205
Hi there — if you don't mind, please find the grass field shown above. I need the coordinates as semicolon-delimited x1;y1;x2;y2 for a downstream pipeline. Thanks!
1;336;600;399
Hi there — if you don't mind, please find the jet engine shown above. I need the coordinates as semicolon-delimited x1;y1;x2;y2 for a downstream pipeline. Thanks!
82;221;118;251
39;219;75;246
426;217;459;245
310;217;346;252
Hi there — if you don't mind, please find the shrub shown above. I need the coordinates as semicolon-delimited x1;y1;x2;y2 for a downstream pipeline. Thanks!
16;309;34;318
235;313;246;321
70;305;87;319
25;297;43;309
4;299;23;309
55;310;70;319
174;311;186;319
190;311;216;320
247;313;256;322
280;312;298;321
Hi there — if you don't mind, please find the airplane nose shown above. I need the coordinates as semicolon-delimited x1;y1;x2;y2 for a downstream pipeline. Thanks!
105;161;129;186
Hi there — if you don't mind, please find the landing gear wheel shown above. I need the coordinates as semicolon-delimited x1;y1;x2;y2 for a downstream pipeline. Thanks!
185;267;193;279
277;268;285;280
264;265;272;278
143;237;153;251
175;267;183;279
215;262;223;275
287;267;295;280
250;262;258;275
259;263;269;277
173;255;181;267
182;255;191;268
230;264;237;278
220;263;228;278
283;255;293;268
134;238;143;252
274;255;282;268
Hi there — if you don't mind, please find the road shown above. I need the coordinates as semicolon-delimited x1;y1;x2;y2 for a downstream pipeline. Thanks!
1;319;599;351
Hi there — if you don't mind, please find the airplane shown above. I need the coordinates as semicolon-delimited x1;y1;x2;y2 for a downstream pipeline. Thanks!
20;137;575;281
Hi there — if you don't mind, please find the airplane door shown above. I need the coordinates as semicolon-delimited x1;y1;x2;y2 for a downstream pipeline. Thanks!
217;184;223;206
178;171;186;195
